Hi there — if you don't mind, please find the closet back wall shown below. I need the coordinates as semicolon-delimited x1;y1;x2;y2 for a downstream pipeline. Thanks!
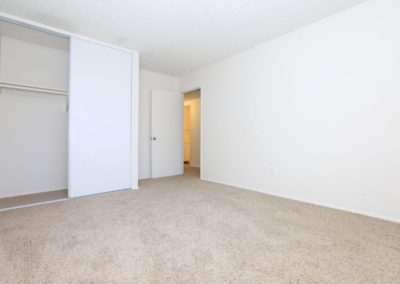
0;34;69;198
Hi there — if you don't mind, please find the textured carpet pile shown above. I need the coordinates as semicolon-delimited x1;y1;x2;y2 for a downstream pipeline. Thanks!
1;168;399;283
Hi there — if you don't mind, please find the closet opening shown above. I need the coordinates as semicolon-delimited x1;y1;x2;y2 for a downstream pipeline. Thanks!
183;89;201;178
0;19;70;210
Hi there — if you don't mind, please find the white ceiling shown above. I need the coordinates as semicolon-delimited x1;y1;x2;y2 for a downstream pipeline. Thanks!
0;0;367;76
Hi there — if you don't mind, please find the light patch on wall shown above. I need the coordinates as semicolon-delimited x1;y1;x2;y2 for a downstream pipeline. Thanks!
184;89;201;167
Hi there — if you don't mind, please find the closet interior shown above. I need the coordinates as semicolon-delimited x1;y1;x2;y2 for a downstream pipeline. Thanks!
0;19;70;209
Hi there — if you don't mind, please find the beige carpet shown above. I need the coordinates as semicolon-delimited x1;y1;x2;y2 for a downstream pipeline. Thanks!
1;168;399;283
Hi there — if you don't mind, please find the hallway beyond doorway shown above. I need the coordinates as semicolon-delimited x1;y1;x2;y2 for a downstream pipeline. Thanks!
184;165;200;178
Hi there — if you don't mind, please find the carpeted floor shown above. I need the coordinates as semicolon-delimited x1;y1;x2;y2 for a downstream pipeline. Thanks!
1;167;399;283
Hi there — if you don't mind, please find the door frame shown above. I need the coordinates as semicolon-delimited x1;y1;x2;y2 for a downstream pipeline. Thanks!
183;87;203;180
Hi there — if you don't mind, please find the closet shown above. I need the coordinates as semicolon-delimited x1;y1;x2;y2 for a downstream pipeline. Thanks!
0;19;69;207
0;16;138;208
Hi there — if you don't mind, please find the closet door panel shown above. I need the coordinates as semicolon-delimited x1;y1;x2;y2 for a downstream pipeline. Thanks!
69;38;132;198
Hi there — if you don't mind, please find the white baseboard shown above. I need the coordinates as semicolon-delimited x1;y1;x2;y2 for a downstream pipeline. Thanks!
202;178;400;224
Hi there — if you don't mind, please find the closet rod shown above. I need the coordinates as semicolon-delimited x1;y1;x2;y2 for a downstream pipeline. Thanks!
0;82;68;96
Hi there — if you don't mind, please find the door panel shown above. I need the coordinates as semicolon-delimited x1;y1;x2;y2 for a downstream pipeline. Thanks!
151;89;183;178
69;37;132;198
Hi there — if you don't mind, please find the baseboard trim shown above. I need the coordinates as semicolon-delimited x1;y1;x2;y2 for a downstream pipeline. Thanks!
202;178;400;224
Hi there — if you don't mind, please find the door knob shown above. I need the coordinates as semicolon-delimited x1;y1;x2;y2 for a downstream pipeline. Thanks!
152;137;157;141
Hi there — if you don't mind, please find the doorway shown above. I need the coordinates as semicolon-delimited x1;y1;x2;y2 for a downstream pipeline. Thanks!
183;89;201;177
149;88;201;179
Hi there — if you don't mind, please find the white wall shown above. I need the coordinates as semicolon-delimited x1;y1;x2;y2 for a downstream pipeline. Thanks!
0;36;69;90
180;0;400;222
139;69;179;179
0;36;69;198
184;91;201;167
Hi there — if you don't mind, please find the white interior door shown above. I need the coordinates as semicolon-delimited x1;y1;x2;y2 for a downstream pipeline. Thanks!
68;37;132;198
151;89;183;178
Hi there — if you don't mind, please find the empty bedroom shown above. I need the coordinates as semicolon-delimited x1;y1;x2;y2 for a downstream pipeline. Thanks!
0;0;399;283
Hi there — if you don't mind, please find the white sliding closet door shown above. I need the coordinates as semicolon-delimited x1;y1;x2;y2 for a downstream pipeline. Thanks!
69;38;132;198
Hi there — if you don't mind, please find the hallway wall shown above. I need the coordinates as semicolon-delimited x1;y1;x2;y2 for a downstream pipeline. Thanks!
184;90;201;167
